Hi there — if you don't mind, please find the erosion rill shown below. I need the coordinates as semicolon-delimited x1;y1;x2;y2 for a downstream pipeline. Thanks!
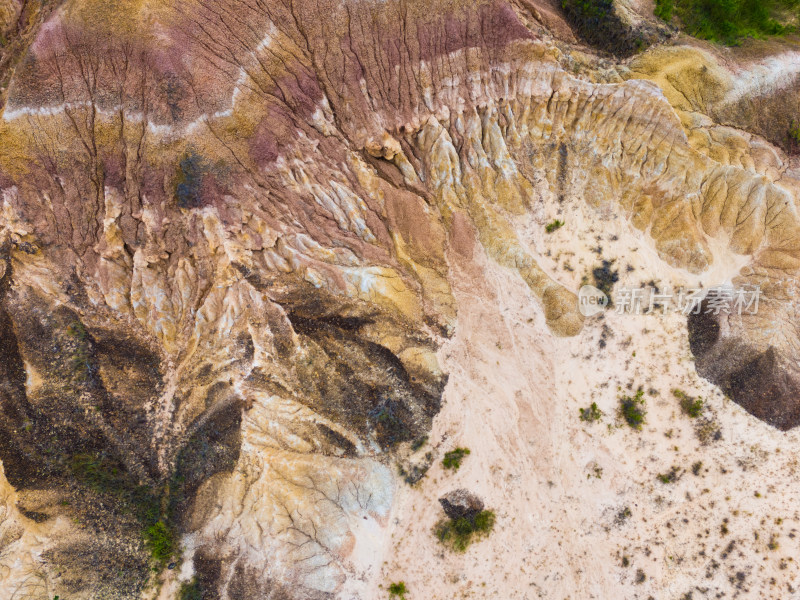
1;0;800;598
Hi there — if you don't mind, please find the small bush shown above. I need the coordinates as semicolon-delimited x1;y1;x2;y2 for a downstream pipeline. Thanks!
792;120;800;142
619;389;646;430
655;0;673;20
657;466;682;484
674;389;703;418
616;506;632;524
692;461;703;476
545;219;565;233
435;510;496;552
388;581;407;598
65;321;88;340
579;402;603;423
768;534;779;550
790;120;800;151
442;447;470;471
144;520;175;564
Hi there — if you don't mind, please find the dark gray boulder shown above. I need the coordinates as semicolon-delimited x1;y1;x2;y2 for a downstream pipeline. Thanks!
439;489;484;521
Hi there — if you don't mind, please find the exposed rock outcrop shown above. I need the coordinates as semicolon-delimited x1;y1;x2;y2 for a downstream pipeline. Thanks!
439;488;485;521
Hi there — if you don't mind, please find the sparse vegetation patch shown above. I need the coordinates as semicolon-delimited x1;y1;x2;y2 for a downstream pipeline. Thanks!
579;402;603;423
657;466;682;484
434;509;496;552
790;120;800;153
619;389;646;430
674;389;703;418
69;452;175;564
545;219;565;233
655;0;673;20
143;520;175;564
388;581;408;598
654;0;799;44
442;447;471;471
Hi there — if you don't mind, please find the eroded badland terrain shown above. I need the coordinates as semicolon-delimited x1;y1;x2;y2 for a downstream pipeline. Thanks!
1;0;800;598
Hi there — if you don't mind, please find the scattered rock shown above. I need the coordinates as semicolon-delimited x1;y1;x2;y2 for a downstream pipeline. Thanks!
439;489;485;521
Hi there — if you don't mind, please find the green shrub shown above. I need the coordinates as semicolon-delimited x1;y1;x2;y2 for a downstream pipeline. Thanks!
790;120;800;149
144;520;175;564
545;219;565;233
65;321;88;340
435;509;496;552
792;120;800;140
692;461;703;476
619;389;646;430
388;581;407;598
617;506;632;523
398;461;430;485
442;447;470;471
579;402;603;423
655;0;674;20
674;389;703;418
661;0;799;44
657;466;682;484
768;534;780;550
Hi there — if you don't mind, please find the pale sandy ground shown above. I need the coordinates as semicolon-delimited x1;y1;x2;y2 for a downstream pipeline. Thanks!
372;190;800;599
